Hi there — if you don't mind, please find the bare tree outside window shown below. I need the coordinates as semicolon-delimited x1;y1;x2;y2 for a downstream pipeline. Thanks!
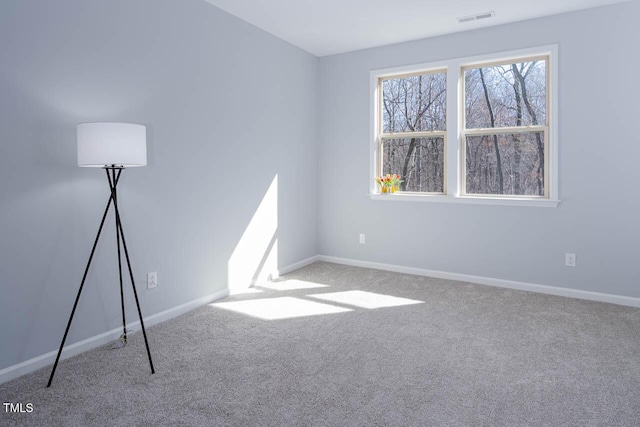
382;137;444;193
380;71;446;193
464;59;547;196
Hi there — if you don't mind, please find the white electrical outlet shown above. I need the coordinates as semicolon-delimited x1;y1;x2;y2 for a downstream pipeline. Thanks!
147;272;158;289
565;253;576;267
359;234;365;244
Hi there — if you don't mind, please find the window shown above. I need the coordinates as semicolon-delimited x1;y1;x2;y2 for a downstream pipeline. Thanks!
370;46;558;207
379;70;447;193
463;58;548;197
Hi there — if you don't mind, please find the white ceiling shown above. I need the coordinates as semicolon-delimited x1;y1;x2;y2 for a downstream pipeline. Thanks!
203;0;629;57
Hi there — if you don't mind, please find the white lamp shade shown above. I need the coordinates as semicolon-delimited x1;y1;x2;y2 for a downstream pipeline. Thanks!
77;122;147;167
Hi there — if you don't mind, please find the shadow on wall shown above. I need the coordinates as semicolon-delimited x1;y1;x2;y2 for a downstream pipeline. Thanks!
227;175;278;293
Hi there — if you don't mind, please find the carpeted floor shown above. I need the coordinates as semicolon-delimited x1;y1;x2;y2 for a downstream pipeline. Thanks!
1;261;640;426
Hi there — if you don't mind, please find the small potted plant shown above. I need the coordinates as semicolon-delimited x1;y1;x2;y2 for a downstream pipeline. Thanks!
375;174;403;193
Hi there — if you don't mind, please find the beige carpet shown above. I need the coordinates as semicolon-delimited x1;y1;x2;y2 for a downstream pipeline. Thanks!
1;262;639;426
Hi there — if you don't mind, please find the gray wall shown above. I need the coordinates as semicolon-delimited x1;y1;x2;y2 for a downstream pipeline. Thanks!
317;2;640;297
0;0;318;370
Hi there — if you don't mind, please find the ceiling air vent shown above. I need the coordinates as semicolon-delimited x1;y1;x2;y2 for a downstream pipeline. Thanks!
457;11;495;24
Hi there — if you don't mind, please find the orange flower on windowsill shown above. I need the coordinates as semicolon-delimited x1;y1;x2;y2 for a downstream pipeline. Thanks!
375;174;403;194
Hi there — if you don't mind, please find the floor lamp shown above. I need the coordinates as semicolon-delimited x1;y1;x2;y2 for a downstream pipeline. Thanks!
47;122;155;387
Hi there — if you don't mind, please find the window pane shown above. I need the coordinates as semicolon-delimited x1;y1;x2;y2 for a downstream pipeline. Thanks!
465;60;546;129
465;132;544;196
382;137;444;193
382;72;446;133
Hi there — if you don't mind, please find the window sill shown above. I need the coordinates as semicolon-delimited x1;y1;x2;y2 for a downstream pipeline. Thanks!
369;193;560;207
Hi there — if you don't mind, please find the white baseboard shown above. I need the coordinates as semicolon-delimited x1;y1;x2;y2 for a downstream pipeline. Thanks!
277;255;320;277
0;288;229;385
317;255;640;308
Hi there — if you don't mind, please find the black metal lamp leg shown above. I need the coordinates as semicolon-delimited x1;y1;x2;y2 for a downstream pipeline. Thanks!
46;183;116;388
46;168;154;387
107;169;128;345
110;177;156;374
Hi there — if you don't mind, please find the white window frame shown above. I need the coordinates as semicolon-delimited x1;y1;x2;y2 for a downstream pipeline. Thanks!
370;45;559;207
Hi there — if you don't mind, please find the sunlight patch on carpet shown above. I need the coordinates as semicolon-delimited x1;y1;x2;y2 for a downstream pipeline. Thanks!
308;290;423;309
211;297;351;320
